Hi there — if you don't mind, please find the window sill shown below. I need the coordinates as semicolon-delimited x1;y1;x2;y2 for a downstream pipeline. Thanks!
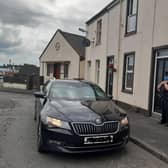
124;31;137;37
122;89;133;94
95;42;101;46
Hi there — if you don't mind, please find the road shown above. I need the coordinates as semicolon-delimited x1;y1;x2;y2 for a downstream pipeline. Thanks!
0;91;167;168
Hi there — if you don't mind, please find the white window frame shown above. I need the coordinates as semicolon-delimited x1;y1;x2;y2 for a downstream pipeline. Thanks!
64;63;69;79
96;19;102;45
123;53;135;93
126;0;138;34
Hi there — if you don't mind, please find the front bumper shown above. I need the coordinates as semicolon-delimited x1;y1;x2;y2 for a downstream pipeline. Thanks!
41;123;129;153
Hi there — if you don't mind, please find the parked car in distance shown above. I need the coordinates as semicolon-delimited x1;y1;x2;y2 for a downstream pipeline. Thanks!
34;79;130;153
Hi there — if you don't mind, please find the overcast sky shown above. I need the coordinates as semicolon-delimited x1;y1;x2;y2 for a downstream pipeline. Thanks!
0;0;112;66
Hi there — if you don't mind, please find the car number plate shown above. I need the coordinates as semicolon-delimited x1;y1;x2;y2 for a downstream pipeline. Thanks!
84;135;113;145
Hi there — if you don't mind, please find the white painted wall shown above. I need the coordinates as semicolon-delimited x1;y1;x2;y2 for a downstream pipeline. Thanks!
85;13;108;91
116;0;155;109
85;0;168;111
153;0;168;47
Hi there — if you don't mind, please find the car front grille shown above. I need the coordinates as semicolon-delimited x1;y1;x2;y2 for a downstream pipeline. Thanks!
71;121;119;136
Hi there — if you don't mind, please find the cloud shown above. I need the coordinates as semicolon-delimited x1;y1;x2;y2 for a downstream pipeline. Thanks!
0;0;112;65
0;0;50;27
0;24;22;49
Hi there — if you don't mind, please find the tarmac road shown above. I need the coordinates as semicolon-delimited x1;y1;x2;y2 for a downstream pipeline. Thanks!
0;91;168;168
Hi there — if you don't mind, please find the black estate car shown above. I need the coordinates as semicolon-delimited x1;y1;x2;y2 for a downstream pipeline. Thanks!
34;80;129;153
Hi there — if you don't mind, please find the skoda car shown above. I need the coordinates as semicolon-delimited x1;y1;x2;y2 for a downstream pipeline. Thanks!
34;80;129;153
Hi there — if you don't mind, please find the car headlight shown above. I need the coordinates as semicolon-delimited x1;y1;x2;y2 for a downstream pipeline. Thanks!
121;117;129;126
46;116;71;130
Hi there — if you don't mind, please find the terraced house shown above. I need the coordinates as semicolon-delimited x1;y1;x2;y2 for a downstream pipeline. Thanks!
85;0;168;116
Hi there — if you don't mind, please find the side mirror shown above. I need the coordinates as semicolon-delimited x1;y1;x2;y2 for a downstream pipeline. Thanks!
34;92;46;99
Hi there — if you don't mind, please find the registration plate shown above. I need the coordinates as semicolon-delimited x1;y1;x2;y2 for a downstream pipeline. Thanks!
84;135;113;145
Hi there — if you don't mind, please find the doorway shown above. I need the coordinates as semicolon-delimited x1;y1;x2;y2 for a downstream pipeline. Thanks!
106;56;114;96
152;49;168;113
53;63;61;79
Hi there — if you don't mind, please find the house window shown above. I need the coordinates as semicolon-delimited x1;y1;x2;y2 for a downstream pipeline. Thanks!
95;60;100;84
87;61;91;80
122;53;135;93
64;63;69;79
47;63;53;76
96;19;102;45
126;0;138;34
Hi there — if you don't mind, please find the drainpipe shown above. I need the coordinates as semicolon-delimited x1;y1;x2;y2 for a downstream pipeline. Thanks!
79;57;81;78
149;0;157;115
105;9;110;92
152;0;157;46
116;0;122;101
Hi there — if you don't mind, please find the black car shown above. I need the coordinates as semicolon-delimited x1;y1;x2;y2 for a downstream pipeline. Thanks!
34;80;129;153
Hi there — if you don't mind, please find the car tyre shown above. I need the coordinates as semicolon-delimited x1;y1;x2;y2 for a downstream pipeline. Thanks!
37;121;46;153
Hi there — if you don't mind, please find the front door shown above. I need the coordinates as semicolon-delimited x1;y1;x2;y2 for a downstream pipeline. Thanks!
54;63;60;79
153;56;168;113
106;56;114;96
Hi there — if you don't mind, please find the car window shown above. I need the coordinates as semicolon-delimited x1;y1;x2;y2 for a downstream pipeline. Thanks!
49;82;107;100
92;85;107;98
79;86;95;99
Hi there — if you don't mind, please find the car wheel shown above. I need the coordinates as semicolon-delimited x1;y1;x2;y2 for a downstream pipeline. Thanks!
37;121;46;153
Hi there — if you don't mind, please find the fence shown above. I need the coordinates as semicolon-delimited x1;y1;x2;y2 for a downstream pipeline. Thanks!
2;75;40;90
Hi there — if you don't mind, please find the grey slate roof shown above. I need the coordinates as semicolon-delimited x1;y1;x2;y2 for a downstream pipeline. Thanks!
40;29;85;60
60;30;85;59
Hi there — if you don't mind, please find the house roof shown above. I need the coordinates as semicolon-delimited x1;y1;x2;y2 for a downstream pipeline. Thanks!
40;29;85;60
60;30;85;59
86;0;119;25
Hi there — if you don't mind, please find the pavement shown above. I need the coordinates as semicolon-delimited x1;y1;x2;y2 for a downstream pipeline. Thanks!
0;88;168;164
127;110;168;164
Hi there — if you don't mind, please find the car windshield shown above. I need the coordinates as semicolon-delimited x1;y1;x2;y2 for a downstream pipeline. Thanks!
49;81;108;100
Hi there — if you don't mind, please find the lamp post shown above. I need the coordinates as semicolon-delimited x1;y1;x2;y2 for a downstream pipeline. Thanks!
78;28;88;34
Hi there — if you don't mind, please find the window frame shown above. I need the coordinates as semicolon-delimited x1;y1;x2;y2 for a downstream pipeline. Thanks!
64;63;69;79
47;63;53;76
87;61;91;81
95;60;100;84
96;19;102;45
125;0;139;36
122;52;135;94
